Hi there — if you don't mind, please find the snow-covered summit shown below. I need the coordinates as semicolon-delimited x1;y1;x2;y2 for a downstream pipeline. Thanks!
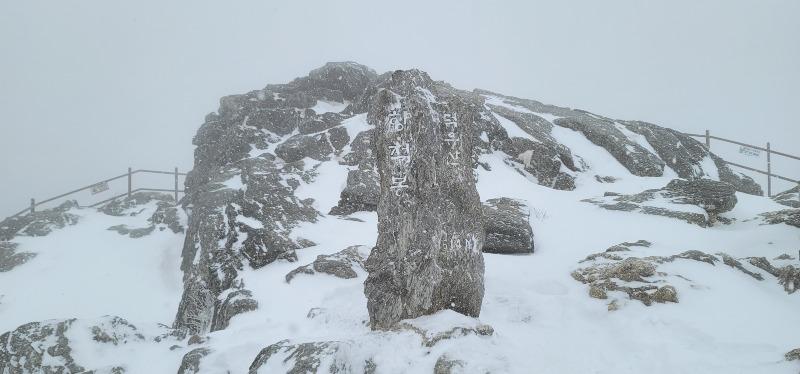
1;63;799;373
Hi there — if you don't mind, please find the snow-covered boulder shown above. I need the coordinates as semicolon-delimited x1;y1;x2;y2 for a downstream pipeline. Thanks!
104;193;184;238
0;316;184;374
482;198;534;254
285;245;369;283
773;185;800;208
584;179;737;227
364;69;485;330
759;209;800;229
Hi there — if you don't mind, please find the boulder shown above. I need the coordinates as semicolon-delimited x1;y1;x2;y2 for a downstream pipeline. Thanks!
481;198;534;254
773;185;800;208
759;209;800;229
364;70;485;330
286;245;369;283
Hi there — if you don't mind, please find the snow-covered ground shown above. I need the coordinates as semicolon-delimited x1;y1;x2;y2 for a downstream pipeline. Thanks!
1;101;798;373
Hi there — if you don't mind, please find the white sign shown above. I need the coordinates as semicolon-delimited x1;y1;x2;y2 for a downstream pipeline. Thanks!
90;181;109;195
739;146;761;157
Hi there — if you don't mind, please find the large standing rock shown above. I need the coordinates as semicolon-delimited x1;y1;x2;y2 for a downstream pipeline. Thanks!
364;70;485;330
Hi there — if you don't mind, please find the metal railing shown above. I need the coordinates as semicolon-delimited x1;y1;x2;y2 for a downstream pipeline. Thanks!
684;130;799;197
8;167;188;219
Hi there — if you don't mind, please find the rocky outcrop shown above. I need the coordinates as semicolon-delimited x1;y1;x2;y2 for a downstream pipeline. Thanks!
759;209;800;228
174;154;319;334
248;339;353;374
0;241;36;272
177;347;213;374
573;241;797;309
584;179;737;227
0;316;180;374
286;245;369;283
773;185;800;208
482;198;534;254
489;106;578;190
554;116;665;177
0;200;80;241
106;195;185;238
364;70;486;330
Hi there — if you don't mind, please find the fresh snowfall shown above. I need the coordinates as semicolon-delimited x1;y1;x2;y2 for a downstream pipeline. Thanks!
1;62;798;374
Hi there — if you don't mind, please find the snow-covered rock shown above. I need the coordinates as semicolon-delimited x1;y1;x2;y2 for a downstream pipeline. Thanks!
584;178;737;227
364;69;485;330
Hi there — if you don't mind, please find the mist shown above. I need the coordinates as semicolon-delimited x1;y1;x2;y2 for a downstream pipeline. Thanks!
1;0;798;217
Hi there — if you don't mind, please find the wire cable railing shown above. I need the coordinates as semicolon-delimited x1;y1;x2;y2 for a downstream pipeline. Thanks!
684;130;799;197
7;167;187;219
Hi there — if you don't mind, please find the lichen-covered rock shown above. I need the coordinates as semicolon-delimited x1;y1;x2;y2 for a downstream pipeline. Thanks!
177;347;212;374
286;245;369;283
481;198;534;254
572;242;774;308
434;355;466;374
711;154;764;196
0;316;174;374
0;241;36;272
248;339;353;374
664;179;737;216
773;185;800;208
759;209;800;228
489;105;578;190
174;155;318;334
554;116;664;177
0;200;80;241
583;179;737;227
364;70;485;330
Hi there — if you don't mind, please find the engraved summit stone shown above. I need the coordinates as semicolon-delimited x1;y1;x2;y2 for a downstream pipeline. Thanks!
364;70;485;329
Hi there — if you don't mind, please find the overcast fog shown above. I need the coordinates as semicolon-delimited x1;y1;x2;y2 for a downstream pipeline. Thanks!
1;0;798;217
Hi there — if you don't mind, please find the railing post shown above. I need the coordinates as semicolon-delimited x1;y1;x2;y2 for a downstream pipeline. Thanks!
127;167;132;199
174;167;179;203
30;198;35;214
705;129;710;148
766;142;771;197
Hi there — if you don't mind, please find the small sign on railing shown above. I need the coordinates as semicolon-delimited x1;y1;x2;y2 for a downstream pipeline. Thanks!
90;181;110;195
739;145;761;157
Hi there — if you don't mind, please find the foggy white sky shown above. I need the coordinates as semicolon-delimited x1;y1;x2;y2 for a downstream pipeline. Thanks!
1;0;798;217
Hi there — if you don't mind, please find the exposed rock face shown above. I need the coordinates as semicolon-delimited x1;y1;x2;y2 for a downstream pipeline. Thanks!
573;241;798;309
0;200;80;241
104;195;185;238
286;245;369;283
489;106;578;190
248;339;353;374
364;70;485;330
554;116;665;177
584;179;737;227
174;154;319;334
759;209;800;229
177;347;213;374
482;198;534;254
0;316;179;374
0;241;36;272
329;169;380;215
773;185;800;208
